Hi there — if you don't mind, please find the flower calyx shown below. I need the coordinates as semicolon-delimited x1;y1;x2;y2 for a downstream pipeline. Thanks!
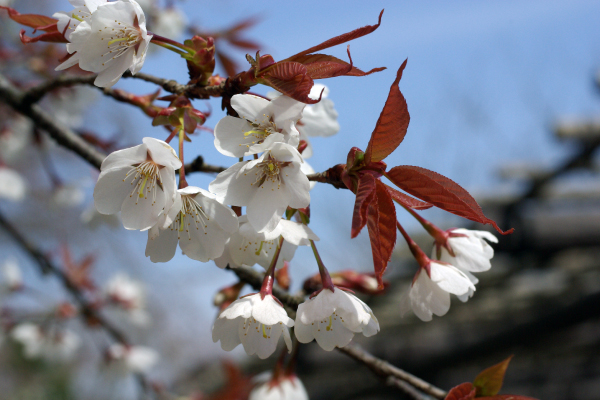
152;95;207;134
183;35;216;86
342;146;387;193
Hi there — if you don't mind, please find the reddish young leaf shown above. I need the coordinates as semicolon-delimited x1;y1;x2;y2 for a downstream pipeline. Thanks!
216;50;239;77
20;29;68;44
478;396;538;400
445;383;476;400
351;173;377;238
366;180;397;288
364;59;410;163
261;61;320;104
286;10;384;59
291;53;384;79
386;165;514;235
385;184;432;210
474;356;514;397
0;6;58;30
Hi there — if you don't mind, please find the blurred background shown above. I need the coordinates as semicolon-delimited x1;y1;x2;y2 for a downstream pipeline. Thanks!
1;0;600;399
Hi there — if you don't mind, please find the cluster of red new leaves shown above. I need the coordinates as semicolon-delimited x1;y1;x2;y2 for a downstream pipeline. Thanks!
445;357;537;400
233;10;386;105
338;60;514;290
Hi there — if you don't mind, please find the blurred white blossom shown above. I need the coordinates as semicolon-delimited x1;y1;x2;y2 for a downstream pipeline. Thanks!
11;323;81;362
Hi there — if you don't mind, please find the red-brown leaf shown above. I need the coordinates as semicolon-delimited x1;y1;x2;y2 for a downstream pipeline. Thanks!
261;61;319;104
445;383;476;400
287;10;384;59
366;180;397;289
474;356;513;397
0;6;58;30
386;165;514;235
385;184;432;210
20;29;67;44
290;53;384;79
216;50;239;77
364;59;410;163
351;173;376;238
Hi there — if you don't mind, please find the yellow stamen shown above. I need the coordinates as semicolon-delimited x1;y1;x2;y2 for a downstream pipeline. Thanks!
244;129;263;137
179;213;185;232
262;324;267;338
138;175;148;198
268;163;275;172
71;13;84;22
108;37;131;46
255;241;265;256
326;316;333;331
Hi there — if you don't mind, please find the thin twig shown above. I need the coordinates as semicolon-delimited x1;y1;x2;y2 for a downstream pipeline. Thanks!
387;377;429;400
20;71;226;105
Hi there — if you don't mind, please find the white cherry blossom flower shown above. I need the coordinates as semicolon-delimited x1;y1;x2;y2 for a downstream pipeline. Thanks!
214;94;305;158
209;143;310;233
104;273;150;327
212;293;294;359
145;186;238;263
105;344;158;374
51;184;86;209
0;167;27;202
432;228;497;302
249;373;309;400
11;323;81;362
93;137;181;231
53;0;108;42
56;0;152;88
295;288;379;351
400;261;475;321
0;117;32;165
215;216;319;270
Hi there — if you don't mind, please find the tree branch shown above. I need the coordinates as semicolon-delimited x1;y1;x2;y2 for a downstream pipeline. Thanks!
20;71;226;105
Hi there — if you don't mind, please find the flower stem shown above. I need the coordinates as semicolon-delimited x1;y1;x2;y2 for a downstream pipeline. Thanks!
400;204;449;245
178;128;187;189
260;236;284;299
309;240;335;292
165;127;178;144
396;220;430;269
149;34;191;52
150;41;189;58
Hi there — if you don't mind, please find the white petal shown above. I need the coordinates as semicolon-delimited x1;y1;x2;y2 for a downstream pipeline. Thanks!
247;178;289;233
270;95;305;127
429;262;474;296
143;138;181;169
212;317;241;351
313;317;354;351
231;94;270;121
209;162;255;205
409;271;451;321
214;116;256;158
294;321;315;344
100;143;147;171
145;226;178;263
0;168;27;202
278;220;319;245
251;295;293;326
120;178;166;231
282;164;310;209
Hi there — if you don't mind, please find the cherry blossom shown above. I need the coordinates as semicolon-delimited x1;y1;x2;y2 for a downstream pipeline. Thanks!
0;167;27;202
151;7;187;39
145;186;238;263
209;142;310;233
215;216;319;270
212;293;294;359
56;0;152;88
93;137;181;231
11;323;81;362
400;261;475;321
214;94;305;158
295;288;379;351
104;273;150;327
80;204;121;230
249;373;309;400
105;344;159;374
51;184;86;209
